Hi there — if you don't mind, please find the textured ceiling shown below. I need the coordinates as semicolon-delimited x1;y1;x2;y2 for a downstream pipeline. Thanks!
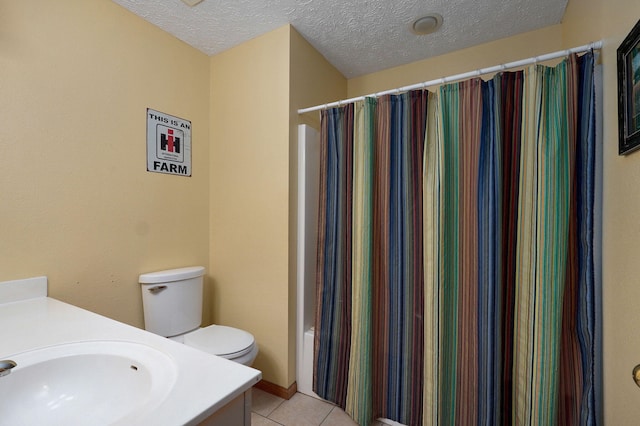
111;0;568;78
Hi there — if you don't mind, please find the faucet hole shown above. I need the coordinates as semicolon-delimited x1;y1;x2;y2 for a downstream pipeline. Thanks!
0;360;16;377
0;360;16;370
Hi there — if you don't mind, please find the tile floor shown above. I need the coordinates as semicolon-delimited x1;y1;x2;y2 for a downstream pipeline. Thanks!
251;387;388;426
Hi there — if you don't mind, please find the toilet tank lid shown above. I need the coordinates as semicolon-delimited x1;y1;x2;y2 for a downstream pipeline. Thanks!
139;266;205;284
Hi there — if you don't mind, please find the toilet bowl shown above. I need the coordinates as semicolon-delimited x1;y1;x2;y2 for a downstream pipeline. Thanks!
139;266;258;366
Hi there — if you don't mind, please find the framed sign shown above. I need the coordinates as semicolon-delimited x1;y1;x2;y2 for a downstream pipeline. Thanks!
146;108;192;176
618;19;640;155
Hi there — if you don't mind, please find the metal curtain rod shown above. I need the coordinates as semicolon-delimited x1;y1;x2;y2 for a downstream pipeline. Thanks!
297;41;603;114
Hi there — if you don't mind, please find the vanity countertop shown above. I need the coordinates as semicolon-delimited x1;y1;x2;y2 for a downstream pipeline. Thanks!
0;277;261;425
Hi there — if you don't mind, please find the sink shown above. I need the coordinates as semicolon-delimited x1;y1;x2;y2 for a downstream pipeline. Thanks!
0;341;178;425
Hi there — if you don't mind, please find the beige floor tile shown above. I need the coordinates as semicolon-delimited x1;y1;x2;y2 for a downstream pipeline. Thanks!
268;392;334;426
252;388;285;417
320;407;358;426
252;412;283;426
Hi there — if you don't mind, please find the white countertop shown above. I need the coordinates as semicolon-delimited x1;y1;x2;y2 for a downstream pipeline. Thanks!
0;277;261;425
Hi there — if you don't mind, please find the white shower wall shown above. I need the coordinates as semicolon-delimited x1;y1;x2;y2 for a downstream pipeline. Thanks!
296;124;321;399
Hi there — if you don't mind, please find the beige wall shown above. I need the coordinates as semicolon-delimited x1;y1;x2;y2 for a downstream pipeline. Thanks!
209;25;346;388
347;25;564;98
209;26;292;386
1;1;344;390
0;1;211;326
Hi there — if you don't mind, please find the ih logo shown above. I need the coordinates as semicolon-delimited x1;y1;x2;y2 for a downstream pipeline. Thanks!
156;125;184;162
161;128;180;153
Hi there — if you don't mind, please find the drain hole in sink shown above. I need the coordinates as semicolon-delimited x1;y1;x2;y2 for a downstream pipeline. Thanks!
130;365;138;371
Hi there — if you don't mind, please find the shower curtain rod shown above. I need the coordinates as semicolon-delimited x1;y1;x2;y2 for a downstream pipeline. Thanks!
297;41;602;114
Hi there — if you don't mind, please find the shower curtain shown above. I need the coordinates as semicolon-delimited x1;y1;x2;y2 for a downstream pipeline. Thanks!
313;52;600;426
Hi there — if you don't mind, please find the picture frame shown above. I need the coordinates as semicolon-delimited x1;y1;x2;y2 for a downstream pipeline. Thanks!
618;19;640;155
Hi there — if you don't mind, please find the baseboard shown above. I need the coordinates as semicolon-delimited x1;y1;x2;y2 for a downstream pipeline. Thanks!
253;379;297;400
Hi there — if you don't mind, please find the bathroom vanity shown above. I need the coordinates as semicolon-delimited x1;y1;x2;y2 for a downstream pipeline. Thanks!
0;276;261;425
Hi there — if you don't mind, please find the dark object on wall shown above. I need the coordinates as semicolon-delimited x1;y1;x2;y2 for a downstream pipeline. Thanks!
618;19;640;155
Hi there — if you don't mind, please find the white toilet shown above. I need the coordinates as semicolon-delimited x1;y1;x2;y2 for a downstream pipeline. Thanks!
139;266;258;366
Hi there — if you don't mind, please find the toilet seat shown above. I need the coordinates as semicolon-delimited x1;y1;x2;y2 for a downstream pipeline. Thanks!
184;325;256;359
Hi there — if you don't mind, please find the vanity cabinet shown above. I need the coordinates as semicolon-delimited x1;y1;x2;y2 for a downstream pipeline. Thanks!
198;390;251;426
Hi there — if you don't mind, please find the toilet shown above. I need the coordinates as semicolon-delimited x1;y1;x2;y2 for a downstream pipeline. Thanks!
139;266;258;366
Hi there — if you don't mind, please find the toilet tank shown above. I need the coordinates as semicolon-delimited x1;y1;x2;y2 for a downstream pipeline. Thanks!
139;266;205;337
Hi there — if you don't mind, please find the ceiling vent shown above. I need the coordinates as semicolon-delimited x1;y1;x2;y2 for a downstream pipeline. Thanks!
411;14;443;35
181;0;204;6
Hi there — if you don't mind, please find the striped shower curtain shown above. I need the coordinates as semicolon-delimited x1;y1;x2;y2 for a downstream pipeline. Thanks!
313;52;600;426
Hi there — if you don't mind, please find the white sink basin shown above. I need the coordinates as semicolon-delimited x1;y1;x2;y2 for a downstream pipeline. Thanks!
0;341;178;425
